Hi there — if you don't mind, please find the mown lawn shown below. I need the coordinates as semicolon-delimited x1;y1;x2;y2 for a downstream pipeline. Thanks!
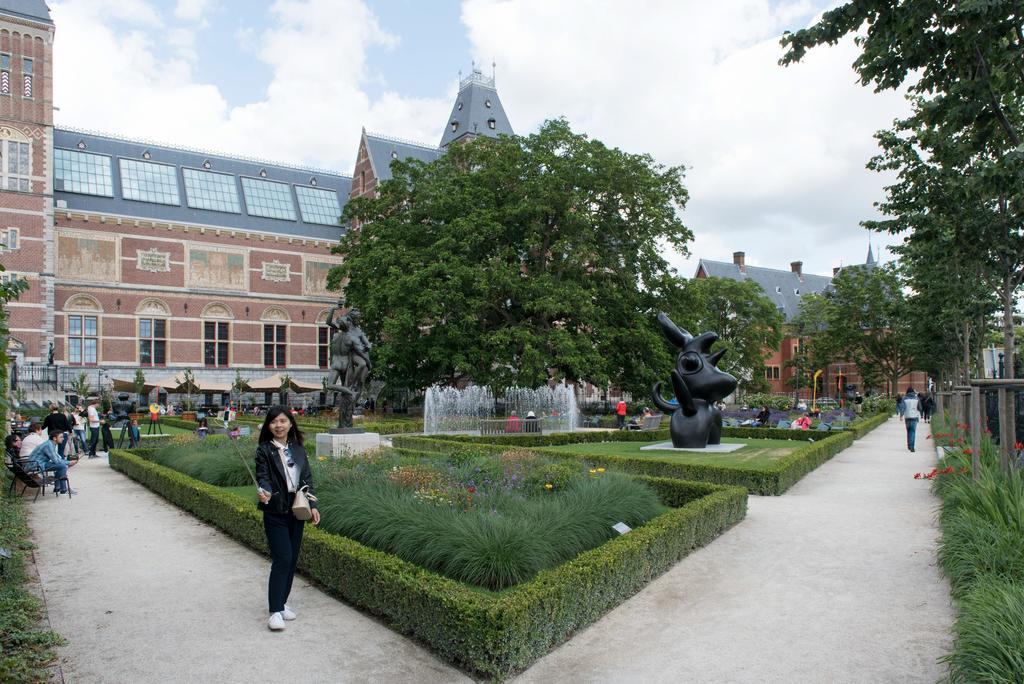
541;437;800;469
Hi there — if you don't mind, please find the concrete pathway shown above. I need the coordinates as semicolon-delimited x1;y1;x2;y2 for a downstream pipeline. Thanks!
26;417;953;683
517;417;954;683
26;456;470;683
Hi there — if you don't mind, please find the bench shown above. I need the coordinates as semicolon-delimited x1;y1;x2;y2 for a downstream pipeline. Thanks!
628;414;664;431
479;418;543;435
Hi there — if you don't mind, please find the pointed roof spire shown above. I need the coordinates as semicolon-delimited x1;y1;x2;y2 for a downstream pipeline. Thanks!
866;240;876;266
439;62;514;148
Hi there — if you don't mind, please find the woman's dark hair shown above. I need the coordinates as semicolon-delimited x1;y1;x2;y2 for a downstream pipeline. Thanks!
27;422;41;433
48;428;63;440
5;433;20;450
258;405;304;446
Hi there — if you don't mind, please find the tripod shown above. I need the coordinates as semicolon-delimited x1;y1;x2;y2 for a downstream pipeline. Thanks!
114;419;138;449
146;414;163;435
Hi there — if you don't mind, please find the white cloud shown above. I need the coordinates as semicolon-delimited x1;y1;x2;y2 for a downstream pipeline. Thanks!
174;0;211;23
50;0;451;172
459;0;911;277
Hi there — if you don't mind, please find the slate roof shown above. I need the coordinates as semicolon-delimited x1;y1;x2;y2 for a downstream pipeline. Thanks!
364;133;442;183
53;128;352;242
696;259;833;322
0;0;52;25
439;69;514;148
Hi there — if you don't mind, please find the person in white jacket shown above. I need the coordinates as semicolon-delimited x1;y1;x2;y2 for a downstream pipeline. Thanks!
903;388;921;452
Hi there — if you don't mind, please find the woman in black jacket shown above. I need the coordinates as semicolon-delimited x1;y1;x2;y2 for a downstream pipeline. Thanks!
254;406;319;631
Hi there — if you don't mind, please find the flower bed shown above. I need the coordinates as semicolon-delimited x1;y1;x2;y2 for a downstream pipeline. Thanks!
395;413;890;496
109;448;745;679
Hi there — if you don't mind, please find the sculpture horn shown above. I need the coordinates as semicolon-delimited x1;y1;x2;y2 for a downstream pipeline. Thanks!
656;312;692;349
708;349;726;366
690;332;718;353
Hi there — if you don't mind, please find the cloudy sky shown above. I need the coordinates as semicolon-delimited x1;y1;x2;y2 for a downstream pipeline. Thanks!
50;0;911;278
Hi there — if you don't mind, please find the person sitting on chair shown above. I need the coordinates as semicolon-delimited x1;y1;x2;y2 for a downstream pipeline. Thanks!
5;433;22;464
19;422;46;460
792;413;812;430
29;429;74;495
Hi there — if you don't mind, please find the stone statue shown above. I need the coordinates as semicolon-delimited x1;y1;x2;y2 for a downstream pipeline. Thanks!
651;312;737;448
325;299;372;431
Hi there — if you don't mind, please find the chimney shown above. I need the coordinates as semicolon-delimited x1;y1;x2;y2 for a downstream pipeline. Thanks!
832;266;840;277
791;261;803;278
733;251;746;273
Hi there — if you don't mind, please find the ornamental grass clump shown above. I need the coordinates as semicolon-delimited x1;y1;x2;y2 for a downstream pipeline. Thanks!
314;449;666;590
147;434;255;486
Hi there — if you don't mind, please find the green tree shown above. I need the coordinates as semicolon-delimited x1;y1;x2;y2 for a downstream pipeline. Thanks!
133;368;148;408
0;272;28;423
666;277;783;395
69;372;91;402
818;264;917;395
232;369;248;408
181;368;196;411
333;119;691;396
781;0;1024;378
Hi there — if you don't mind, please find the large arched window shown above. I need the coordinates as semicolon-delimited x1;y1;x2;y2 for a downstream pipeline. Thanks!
65;294;102;366
136;298;170;367
316;309;331;369
0;125;31;192
261;306;289;368
202;302;233;367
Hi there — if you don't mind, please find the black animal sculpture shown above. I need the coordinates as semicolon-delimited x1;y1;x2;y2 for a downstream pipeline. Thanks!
651;312;738;448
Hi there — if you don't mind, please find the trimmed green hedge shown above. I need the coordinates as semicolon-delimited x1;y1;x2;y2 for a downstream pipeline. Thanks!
394;413;890;496
163;414;423;435
109;449;744;679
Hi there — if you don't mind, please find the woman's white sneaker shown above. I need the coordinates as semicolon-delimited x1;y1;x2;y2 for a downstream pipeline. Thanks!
267;612;285;631
281;605;296;621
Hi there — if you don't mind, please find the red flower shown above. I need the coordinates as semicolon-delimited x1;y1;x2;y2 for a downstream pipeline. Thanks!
914;473;922;479
963;448;972;455
467;486;476;494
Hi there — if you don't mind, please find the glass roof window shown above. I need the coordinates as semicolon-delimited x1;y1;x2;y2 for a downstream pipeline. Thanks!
295;185;342;226
119;158;180;205
183;167;241;213
241;176;296;221
54;148;113;197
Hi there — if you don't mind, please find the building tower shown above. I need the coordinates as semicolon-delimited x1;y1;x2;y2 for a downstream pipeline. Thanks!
0;0;54;366
439;64;513;148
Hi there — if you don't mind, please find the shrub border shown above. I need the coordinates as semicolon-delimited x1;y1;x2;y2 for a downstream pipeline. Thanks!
393;413;890;496
109;448;744;679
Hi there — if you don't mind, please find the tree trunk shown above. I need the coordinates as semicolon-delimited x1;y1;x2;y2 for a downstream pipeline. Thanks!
976;314;986;380
958;321;966;385
1002;274;1017;380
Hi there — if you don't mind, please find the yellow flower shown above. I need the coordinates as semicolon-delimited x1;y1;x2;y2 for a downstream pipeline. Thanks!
596;467;606;473
318;456;327;462
544;483;553;490
588;468;596;474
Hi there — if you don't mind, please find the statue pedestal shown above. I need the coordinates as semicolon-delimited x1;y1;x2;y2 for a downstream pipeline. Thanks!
640;442;745;453
316;431;381;458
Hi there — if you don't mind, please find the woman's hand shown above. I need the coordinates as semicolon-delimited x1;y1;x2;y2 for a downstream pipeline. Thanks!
310;508;321;525
257;488;271;504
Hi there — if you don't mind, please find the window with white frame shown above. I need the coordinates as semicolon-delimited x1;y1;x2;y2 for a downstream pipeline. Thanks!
0;228;18;252
0;54;10;95
68;314;98;365
22;58;32;99
139;318;167;366
1;139;31;191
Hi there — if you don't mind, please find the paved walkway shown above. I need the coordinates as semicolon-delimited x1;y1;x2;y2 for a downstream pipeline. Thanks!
27;417;953;682
518;417;954;682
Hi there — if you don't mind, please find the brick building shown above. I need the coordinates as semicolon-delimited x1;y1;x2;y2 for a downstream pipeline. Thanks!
696;248;927;400
0;2;513;403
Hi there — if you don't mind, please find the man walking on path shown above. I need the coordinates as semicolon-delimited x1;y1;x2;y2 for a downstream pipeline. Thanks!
616;400;627;429
903;388;920;452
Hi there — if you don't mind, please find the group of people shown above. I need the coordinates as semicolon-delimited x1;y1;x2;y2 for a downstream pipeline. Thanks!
5;419;77;495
